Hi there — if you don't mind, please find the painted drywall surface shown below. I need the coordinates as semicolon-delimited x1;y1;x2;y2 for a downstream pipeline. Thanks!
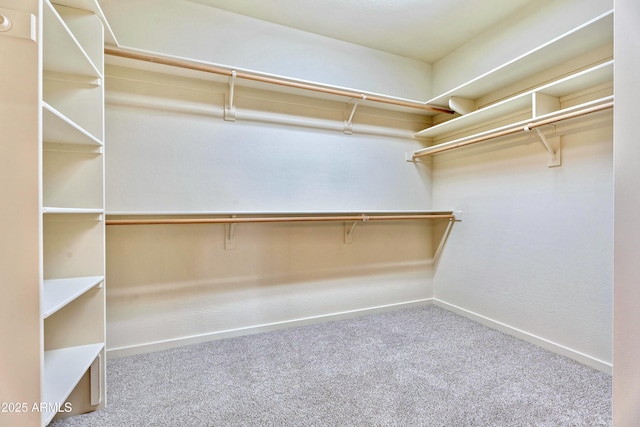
613;0;640;424
432;0;613;97
432;118;613;369
105;109;431;212
103;67;437;353
104;66;433;213
105;220;435;353
98;0;432;100
0;0;43;424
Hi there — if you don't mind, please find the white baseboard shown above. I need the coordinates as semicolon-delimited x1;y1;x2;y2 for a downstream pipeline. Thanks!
107;297;612;375
106;298;434;359
433;299;612;374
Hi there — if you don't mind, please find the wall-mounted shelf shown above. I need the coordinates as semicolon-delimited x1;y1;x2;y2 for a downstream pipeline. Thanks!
416;61;613;141
410;10;614;166
42;276;104;318
105;46;452;117
43;207;104;214
107;211;460;248
412;97;612;161
426;10;613;108
105;211;459;225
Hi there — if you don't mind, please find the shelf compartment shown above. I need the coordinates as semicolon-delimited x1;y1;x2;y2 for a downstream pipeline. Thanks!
43;102;103;146
53;0;118;46
43;147;103;210
42;343;103;425
43;0;101;79
417;93;532;139
44;215;104;279
43;77;104;143
42;276;104;318
417;61;613;140
53;4;104;74
534;61;613;99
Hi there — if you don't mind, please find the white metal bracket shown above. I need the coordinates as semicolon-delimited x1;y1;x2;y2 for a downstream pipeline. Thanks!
525;125;561;167
224;70;237;121
344;95;366;134
225;216;237;250
0;7;36;41
453;210;463;222
344;214;369;243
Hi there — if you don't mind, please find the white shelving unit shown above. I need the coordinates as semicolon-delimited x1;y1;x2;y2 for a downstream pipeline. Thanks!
40;2;106;425
0;1;107;425
414;10;614;159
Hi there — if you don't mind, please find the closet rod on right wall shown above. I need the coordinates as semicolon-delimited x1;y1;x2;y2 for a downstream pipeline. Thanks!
412;100;614;159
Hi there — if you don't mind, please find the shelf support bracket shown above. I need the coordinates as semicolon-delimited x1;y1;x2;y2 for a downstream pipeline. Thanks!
225;215;237;250
344;95;366;134
526;125;561;167
344;214;369;243
225;70;237;122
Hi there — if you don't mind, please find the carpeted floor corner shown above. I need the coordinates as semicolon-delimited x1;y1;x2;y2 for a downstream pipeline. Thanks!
50;305;612;426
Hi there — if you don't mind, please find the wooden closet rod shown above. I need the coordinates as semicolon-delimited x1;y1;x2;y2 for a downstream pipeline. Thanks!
106;213;455;226
412;100;614;159
104;47;454;114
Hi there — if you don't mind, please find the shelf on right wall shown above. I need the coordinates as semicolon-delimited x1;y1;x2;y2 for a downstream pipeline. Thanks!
412;10;613;162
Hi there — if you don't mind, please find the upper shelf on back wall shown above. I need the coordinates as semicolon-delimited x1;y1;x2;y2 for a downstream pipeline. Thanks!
102;9;613;122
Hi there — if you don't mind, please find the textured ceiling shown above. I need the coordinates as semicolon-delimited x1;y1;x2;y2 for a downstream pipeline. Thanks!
186;0;537;62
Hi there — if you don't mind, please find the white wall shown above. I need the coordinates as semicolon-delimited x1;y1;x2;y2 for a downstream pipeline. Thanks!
420;0;616;374
106;220;436;355
103;64;440;355
99;0;615;375
104;66;433;213
431;117;613;371
99;0;442;357
0;0;42;424
613;0;640;424
98;0;432;101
